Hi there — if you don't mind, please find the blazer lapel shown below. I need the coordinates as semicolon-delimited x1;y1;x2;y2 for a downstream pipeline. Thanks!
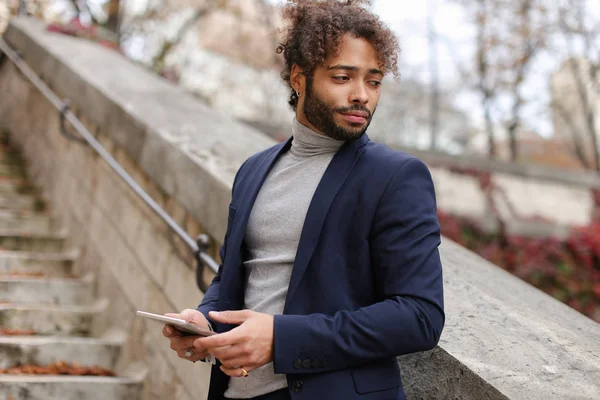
220;138;292;314
283;134;369;313
228;138;293;260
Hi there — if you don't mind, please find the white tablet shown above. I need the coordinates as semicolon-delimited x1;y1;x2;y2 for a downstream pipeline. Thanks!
136;311;216;337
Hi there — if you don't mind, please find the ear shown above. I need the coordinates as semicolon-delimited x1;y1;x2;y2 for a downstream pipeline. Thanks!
290;64;306;95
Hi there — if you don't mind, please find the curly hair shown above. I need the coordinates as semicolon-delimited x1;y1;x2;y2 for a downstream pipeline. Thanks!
276;0;400;110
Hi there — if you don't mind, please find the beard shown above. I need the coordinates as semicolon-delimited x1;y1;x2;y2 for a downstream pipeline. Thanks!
303;78;375;141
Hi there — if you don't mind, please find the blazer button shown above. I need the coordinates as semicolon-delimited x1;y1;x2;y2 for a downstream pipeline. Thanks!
312;359;321;369
302;359;312;368
293;359;302;369
291;380;303;393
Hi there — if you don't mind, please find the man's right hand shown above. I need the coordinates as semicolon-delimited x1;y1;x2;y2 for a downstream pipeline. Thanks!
162;309;211;363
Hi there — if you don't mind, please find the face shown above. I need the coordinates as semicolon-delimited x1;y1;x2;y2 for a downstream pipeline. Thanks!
292;35;383;141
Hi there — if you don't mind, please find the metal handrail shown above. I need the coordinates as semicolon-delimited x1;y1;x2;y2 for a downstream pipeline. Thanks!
0;38;219;292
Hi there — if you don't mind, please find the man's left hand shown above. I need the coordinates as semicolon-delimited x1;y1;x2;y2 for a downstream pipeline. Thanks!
195;310;274;377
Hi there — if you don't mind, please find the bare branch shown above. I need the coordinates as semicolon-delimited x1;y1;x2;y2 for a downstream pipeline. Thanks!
151;1;229;73
553;100;591;169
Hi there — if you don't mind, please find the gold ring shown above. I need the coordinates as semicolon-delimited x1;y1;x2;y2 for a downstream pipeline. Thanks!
240;367;249;377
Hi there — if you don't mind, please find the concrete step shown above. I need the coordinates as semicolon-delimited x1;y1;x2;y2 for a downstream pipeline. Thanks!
0;211;52;233
0;330;126;370
0;163;25;177
0;144;19;155
0;273;94;305
0;372;145;400
0;208;49;217
0;178;35;195
0;230;66;252
0;250;77;277
0;148;22;161
0;136;147;400
0;299;107;336
0;194;39;211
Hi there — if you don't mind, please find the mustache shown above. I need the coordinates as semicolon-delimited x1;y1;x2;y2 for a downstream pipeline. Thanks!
334;105;372;119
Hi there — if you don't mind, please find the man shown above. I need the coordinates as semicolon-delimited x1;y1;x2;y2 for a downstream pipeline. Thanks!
163;1;445;399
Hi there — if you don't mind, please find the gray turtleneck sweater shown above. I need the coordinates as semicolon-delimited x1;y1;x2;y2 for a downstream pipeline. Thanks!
224;120;345;399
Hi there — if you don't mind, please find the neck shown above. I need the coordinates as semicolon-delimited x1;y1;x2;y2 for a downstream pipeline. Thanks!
296;111;325;137
291;118;344;158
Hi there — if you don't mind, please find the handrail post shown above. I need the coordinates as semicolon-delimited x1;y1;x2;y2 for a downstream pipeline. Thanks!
195;234;211;292
59;100;88;145
0;45;8;68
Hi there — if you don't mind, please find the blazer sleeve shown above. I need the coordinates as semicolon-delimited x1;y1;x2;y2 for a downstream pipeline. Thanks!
272;158;445;374
196;159;248;326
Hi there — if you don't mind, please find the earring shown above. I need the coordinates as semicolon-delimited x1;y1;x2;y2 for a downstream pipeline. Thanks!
297;91;301;98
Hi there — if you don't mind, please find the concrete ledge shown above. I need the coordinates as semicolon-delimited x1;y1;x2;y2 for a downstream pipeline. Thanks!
398;145;600;189
400;238;600;399
2;17;600;400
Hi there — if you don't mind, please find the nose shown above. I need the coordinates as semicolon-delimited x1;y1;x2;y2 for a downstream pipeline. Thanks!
349;82;369;105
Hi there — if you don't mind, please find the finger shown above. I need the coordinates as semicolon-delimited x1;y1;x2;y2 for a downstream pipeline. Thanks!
209;344;245;363
164;310;201;325
180;309;199;322
195;329;241;349
179;309;207;326
169;335;202;351
208;310;251;325
219;356;253;369
220;365;252;378
162;324;182;338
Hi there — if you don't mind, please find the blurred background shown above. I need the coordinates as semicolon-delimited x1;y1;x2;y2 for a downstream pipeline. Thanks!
2;0;598;163
1;0;598;321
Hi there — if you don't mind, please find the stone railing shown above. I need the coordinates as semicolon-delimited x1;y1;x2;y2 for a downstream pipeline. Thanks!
1;17;599;400
396;146;600;239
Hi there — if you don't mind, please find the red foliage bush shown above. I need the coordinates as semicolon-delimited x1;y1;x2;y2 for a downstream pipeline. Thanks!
437;166;600;321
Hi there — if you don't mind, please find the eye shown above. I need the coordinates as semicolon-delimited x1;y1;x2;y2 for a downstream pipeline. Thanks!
333;76;350;82
369;81;382;87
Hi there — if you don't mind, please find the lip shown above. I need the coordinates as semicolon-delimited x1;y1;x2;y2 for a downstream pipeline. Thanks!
340;111;369;124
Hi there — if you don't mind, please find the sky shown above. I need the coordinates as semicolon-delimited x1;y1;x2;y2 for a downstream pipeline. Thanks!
373;0;600;139
373;0;473;85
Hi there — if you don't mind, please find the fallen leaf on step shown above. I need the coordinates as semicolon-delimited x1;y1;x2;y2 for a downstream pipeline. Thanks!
2;272;45;278
0;329;35;336
0;361;115;376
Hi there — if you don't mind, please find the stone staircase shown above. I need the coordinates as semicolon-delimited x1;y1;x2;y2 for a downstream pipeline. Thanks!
0;131;147;399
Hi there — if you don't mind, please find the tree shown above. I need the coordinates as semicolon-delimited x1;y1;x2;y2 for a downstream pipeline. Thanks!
553;0;600;171
474;0;498;158
455;0;550;161
502;0;548;162
151;2;225;74
105;0;121;33
428;0;440;151
119;0;281;77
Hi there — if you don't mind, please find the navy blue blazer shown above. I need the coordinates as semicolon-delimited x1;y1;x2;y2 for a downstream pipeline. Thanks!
198;133;445;400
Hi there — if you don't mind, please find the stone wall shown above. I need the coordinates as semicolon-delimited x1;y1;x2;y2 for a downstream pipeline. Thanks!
1;17;599;400
0;17;272;400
